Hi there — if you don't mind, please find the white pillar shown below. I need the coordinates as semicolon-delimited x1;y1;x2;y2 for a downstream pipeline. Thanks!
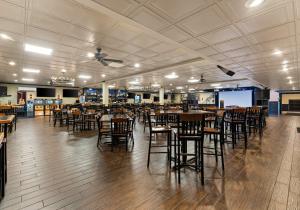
159;87;164;105
102;82;109;106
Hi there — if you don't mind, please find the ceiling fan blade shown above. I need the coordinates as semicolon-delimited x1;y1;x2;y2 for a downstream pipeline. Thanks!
217;65;235;77
100;59;108;66
103;58;123;63
101;53;108;58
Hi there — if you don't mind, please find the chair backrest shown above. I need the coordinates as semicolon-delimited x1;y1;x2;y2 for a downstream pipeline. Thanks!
111;118;129;135
177;113;204;137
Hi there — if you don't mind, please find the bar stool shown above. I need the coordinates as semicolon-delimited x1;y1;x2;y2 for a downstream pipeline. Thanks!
203;110;225;171
176;113;205;185
147;112;172;168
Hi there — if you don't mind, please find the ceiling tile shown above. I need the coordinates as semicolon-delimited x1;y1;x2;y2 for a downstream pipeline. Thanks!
0;0;25;23
196;46;218;56
236;4;294;34
199;25;242;45
147;0;213;21
92;0;138;15
149;42;177;53
129;6;170;31
214;38;249;52
160;26;191;42
177;4;230;36
108;23;142;41
130;34;159;48
180;38;207;50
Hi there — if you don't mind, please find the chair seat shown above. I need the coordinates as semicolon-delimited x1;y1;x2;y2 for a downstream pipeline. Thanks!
204;127;220;134
205;117;215;121
100;128;110;133
152;125;171;132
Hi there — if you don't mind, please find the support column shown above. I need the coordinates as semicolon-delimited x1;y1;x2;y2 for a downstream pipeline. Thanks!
102;82;109;106
159;87;164;105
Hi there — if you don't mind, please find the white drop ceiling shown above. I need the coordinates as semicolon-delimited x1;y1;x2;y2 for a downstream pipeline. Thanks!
0;0;299;91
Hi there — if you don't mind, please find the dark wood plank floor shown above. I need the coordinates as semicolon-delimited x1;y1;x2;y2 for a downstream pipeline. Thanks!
0;116;300;210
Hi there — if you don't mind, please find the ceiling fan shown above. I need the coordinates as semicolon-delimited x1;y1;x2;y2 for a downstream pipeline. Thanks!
200;74;206;83
93;48;123;66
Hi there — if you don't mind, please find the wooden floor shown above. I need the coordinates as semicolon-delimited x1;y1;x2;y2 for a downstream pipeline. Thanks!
0;116;299;210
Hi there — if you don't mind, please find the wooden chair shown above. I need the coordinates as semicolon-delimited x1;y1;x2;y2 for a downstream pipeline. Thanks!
96;114;111;149
110;118;131;152
203;110;225;171
147;112;172;168
176;113;205;185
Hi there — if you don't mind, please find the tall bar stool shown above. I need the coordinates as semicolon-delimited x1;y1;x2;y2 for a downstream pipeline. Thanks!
203;110;225;171
247;107;263;137
147;112;172;168
229;108;248;149
176;113;205;185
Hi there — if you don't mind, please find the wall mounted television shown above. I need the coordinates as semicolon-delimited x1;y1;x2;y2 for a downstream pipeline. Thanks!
127;92;135;99
63;89;78;98
154;96;159;102
143;93;151;99
36;88;55;97
0;86;7;96
164;94;168;100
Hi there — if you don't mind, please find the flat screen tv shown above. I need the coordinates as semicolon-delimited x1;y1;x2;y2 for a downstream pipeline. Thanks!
143;93;150;99
127;92;135;99
154;96;159;102
63;89;78;98
0;86;7;96
164;94;168;100
36;88;55;97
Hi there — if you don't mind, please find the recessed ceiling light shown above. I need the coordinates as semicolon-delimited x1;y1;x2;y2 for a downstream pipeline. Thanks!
12;73;17;77
83;80;87;83
169;83;173;86
245;0;264;8
0;33;13;41
282;66;288;72
189;88;195;91
289;80;294;84
211;83;221;87
23;68;40;73
108;62;125;68
134;63;140;68
151;83;160;87
87;52;94;58
61;69;67;73
165;72;178;79
78;75;91;79
272;49;282;56
9;61;16;66
287;76;292;79
129;80;140;85
22;78;34;82
176;86;183;90
101;74;106;78
282;60;288;65
108;84;115;88
14;80;18;82
188;77;199;83
24;44;53;55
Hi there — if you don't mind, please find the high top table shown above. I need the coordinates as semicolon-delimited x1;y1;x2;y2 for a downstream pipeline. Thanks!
0;115;15;198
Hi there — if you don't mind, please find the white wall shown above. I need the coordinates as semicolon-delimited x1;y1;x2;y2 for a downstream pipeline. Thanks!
126;92;177;104
0;83;79;105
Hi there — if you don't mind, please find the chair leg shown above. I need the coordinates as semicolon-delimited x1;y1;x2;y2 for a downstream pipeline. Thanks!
200;139;204;185
147;133;152;168
214;135;218;164
177;138;181;184
220;134;225;171
243;124;247;149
